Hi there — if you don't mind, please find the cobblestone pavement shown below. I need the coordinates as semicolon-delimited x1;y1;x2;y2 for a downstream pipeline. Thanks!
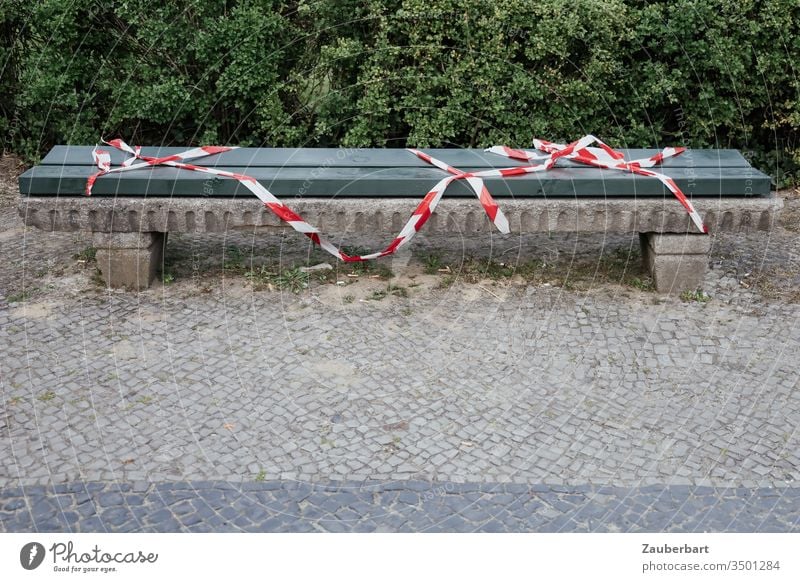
1;186;800;532
1;481;798;533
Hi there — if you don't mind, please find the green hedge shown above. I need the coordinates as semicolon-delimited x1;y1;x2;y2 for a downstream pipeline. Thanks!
1;0;798;185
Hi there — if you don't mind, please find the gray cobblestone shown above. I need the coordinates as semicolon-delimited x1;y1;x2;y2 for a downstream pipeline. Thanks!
15;482;800;532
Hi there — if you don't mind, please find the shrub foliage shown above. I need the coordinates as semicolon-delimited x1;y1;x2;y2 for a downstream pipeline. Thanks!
1;0;797;184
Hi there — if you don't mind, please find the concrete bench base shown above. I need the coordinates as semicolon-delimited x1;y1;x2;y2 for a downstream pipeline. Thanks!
93;232;167;291
640;233;711;294
19;196;782;293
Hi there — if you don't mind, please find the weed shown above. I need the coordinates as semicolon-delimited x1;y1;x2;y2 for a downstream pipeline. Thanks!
423;254;442;274
341;245;370;258
337;250;394;279
254;469;266;482
628;277;654;291
437;274;456;289
223;245;246;271
74;246;97;263
369;284;407;300
373;264;394;279
275;268;309;293
162;272;175;285
474;259;515;280
245;266;269;287
348;261;393;279
38;390;56;402
386;284;407;298
247;266;309;293
7;291;30;303
313;269;336;283
451;258;515;283
343;295;354;304
368;289;388;301
680;289;711;303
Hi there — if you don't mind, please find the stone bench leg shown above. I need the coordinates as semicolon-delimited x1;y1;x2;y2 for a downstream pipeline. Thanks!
93;232;167;290
639;232;711;294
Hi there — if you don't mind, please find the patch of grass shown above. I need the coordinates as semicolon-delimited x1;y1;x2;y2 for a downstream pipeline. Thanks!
254;469;266;482
246;266;309;293
451;258;515;283
341;245;370;258
423;254;443;274
223;245;246;271
475;259;516;280
7;291;30;303
347;260;394;279
537;248;649;291
245;266;269;287
73;246;97;263
680;289;711;303
368;289;388;301
371;264;395;279
436;274;456;289
386;284;407;298
331;248;394;280
37;390;56;402
369;284;408;300
312;269;335;283
628;277;654;292
275;268;309;293
442;247;654;292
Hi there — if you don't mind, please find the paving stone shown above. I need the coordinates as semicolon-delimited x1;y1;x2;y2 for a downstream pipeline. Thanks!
97;492;125;507
396;491;419;505
100;507;133;527
3;499;25;511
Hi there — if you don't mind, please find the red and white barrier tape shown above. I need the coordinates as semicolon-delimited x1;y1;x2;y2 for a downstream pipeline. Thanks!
483;134;706;233
87;136;706;262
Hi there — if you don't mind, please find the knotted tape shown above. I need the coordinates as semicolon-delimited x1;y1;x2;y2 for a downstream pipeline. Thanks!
87;135;706;262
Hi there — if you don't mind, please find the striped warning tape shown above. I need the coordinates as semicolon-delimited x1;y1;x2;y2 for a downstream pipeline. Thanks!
87;136;706;262
484;135;706;233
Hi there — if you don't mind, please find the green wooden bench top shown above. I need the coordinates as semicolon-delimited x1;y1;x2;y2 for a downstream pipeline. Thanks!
20;146;772;198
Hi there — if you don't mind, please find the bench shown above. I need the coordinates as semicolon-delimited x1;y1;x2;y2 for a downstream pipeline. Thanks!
17;140;781;293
